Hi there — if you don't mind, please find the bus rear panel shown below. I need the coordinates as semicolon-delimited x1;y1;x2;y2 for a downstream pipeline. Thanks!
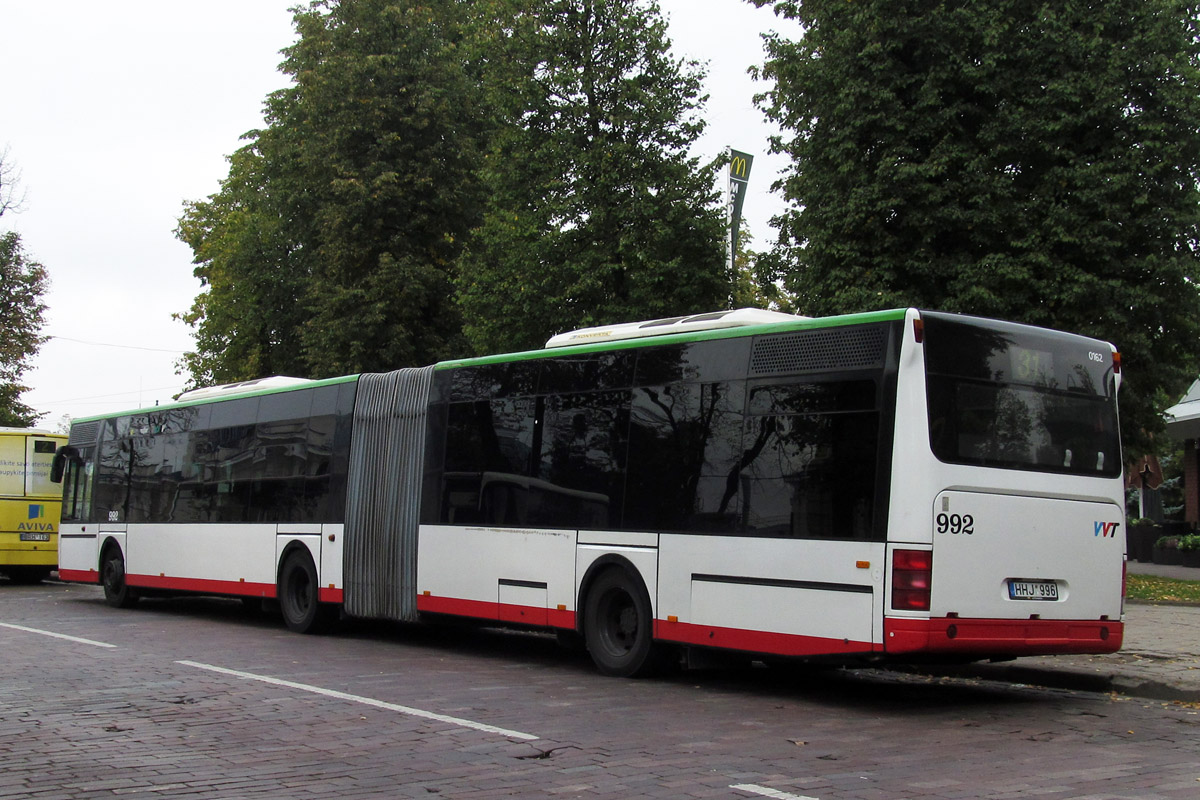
884;310;1124;658
0;429;66;583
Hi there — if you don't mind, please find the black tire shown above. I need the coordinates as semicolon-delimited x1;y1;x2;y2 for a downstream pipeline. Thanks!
278;549;334;634
101;545;138;608
4;566;50;585
582;566;665;677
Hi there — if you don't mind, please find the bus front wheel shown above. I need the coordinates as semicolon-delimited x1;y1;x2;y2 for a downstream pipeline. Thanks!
583;566;667;678
101;545;138;609
278;549;335;634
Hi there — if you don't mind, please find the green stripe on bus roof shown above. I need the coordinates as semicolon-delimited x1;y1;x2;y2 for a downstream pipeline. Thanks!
73;374;361;423
73;309;908;421
434;308;909;369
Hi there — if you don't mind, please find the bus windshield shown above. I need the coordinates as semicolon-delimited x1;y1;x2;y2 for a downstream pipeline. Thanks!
923;312;1121;478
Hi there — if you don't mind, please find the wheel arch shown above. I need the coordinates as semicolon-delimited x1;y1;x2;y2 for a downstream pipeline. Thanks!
576;553;653;636
98;534;125;574
276;538;319;587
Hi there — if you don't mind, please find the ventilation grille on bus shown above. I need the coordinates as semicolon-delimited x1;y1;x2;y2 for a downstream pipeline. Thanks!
68;421;100;446
750;325;887;376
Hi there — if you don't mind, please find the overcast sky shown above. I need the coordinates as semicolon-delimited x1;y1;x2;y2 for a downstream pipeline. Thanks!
0;0;802;426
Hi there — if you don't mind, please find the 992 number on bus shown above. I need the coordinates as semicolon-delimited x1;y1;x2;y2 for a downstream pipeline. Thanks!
936;513;974;535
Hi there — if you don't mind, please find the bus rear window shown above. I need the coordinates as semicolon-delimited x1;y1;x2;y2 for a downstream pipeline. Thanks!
922;312;1120;478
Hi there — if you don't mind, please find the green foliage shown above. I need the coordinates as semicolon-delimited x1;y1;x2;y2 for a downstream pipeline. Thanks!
178;0;484;385
752;0;1200;456
0;231;47;426
1126;573;1200;603
457;0;729;354
177;144;306;385
729;229;797;313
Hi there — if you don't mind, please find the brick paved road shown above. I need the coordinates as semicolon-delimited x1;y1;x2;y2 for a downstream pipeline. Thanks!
2;581;1199;799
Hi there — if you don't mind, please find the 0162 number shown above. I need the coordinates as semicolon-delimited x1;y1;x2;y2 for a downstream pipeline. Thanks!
936;513;974;535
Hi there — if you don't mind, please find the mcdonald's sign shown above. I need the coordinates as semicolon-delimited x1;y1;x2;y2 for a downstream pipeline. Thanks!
728;149;754;260
730;154;751;181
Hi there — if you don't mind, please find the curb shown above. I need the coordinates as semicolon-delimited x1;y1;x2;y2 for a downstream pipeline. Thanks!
902;662;1200;703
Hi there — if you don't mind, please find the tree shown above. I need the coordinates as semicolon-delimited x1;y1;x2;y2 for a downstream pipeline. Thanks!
729;229;796;313
457;0;729;354
0;145;26;219
0;231;48;427
177;143;307;386
752;0;1200;454
178;0;485;385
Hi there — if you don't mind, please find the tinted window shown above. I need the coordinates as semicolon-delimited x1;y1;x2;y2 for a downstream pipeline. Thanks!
94;438;129;521
923;313;1121;477
208;397;259;429
625;382;745;532
90;384;356;525
540;351;635;393
443;398;538;525
740;379;879;540
634;338;751;385
449;362;539;401
534;391;630;529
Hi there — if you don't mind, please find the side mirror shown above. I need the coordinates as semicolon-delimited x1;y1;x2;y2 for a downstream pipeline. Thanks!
50;445;78;483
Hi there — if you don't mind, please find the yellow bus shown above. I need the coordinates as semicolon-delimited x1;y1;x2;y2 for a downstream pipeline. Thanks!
1;428;67;584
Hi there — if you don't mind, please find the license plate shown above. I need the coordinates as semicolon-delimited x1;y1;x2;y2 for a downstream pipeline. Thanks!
1009;579;1058;601
19;532;51;542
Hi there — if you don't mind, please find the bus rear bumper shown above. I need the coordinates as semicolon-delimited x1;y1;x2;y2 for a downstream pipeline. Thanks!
884;616;1123;656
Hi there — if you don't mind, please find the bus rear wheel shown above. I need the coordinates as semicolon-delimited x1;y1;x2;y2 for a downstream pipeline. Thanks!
101;545;138;608
583;566;668;678
278;549;335;634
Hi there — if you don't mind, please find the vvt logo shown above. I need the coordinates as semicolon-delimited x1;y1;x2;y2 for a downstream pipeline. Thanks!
27;504;45;520
1094;521;1121;538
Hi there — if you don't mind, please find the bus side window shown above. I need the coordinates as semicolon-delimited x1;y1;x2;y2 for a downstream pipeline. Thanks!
741;380;880;541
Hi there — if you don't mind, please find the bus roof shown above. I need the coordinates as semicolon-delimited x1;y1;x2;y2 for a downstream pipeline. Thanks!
0;427;64;437
71;374;360;424
437;308;909;370
69;308;911;422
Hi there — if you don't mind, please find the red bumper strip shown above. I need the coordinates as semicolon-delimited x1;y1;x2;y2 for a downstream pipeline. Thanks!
655;618;874;657
885;616;1123;656
128;573;278;600
416;594;575;629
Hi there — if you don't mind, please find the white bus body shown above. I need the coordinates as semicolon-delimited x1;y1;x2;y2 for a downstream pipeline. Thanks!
56;308;1124;674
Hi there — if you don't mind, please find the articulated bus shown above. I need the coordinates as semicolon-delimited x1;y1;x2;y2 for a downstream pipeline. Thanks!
54;308;1125;676
1;428;67;584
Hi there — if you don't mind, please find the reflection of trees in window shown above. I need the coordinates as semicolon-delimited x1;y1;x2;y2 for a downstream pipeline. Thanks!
986;388;1035;464
95;437;131;521
89;386;354;525
740;380;879;540
626;382;743;531
449;362;539;400
538;391;629;528
541;352;635;393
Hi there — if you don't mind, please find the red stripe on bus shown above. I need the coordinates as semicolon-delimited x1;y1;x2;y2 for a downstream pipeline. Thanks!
416;594;576;629
319;587;344;604
58;568;98;584
655;619;874;657
884;617;1123;655
128;573;277;599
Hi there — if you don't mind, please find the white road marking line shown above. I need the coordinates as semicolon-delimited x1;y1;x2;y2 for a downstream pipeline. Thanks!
178;660;539;741
0;622;117;648
731;784;820;800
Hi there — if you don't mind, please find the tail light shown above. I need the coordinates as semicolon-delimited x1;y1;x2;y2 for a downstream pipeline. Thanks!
892;549;932;611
